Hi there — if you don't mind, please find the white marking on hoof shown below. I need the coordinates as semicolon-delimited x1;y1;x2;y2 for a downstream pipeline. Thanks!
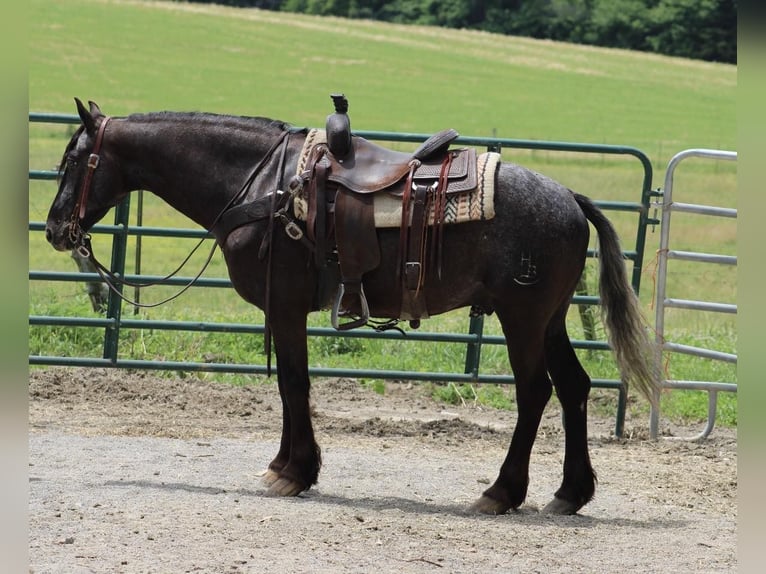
542;497;579;515
266;477;305;497
468;495;510;515
260;469;280;488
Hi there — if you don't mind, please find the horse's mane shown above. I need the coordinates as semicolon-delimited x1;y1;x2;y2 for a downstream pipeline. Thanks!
57;111;292;176
126;111;291;134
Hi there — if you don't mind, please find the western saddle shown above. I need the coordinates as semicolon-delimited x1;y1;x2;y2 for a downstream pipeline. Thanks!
294;94;478;330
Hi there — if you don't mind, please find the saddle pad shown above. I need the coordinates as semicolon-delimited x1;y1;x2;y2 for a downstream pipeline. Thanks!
293;129;499;227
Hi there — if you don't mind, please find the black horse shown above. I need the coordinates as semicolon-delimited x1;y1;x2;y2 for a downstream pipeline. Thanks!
45;99;657;515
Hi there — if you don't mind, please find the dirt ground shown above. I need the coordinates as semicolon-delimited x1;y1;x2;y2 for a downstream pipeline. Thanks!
28;368;737;573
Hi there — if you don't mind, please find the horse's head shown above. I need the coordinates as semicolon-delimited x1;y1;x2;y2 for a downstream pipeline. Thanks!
45;98;128;251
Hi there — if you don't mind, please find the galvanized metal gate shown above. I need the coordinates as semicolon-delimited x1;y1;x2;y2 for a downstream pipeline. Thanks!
29;112;655;436
649;149;738;439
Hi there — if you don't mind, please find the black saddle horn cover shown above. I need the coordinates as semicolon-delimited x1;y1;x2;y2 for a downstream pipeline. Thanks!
326;93;352;159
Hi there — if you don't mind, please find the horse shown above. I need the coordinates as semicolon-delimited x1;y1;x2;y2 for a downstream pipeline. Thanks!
45;98;658;515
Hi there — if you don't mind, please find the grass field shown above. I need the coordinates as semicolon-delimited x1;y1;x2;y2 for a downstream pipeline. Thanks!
28;0;737;427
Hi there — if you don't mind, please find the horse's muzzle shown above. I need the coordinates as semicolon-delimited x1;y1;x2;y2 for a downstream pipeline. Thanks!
45;220;75;252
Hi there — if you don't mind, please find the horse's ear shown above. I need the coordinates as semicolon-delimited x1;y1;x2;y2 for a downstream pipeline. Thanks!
87;100;103;119
75;97;96;134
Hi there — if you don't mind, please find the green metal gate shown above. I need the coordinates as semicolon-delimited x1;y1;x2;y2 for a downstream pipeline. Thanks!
29;113;654;436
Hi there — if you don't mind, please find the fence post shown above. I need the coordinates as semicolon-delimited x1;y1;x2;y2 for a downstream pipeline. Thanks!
102;196;131;363
463;311;485;380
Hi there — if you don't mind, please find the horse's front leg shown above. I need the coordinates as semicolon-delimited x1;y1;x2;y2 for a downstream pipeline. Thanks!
260;369;293;487
263;311;321;497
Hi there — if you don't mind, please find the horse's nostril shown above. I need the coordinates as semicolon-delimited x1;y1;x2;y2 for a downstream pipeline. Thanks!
45;227;53;243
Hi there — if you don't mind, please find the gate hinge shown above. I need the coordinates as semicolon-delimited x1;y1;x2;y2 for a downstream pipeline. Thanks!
647;187;663;231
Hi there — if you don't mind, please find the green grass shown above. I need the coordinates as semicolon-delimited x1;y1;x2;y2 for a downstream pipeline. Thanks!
28;0;737;428
29;0;735;164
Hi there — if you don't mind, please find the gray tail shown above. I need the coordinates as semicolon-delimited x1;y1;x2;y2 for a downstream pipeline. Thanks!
574;193;660;407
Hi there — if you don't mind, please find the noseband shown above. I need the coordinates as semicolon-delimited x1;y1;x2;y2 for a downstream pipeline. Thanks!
69;115;112;245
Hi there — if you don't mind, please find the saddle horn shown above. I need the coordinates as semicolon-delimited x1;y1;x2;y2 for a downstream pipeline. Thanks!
326;93;352;160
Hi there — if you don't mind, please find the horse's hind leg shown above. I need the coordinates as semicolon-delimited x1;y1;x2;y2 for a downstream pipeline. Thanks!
470;313;552;515
542;313;596;514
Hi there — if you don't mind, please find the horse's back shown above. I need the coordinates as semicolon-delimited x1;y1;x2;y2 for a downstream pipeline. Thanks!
494;162;589;238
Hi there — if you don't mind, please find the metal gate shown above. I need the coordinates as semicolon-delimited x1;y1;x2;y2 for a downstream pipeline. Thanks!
649;149;737;439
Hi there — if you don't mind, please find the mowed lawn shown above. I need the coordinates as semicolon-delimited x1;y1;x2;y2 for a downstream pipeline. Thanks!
29;0;737;425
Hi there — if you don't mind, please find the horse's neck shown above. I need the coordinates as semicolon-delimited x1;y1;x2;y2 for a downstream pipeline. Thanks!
116;117;287;230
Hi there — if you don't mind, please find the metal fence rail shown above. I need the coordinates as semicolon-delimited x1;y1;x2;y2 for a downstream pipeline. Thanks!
29;113;655;436
649;149;738;440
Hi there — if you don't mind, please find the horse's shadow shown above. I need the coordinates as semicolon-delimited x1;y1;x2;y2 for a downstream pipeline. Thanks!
105;479;688;531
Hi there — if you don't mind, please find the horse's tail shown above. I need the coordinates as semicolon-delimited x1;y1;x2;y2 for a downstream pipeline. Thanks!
574;192;660;407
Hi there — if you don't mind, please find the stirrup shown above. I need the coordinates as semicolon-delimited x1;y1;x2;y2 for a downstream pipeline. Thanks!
331;283;370;331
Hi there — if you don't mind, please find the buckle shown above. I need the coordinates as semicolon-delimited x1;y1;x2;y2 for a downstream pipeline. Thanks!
277;212;304;241
404;261;421;290
284;221;304;241
87;153;100;169
287;175;304;194
76;243;91;259
73;232;92;258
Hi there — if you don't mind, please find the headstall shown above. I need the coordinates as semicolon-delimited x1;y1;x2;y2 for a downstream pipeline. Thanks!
69;115;112;247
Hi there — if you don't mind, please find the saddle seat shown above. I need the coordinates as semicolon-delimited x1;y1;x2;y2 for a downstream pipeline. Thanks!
322;128;474;196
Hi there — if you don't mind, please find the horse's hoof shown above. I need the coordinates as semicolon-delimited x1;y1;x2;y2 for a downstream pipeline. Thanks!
260;469;280;488
542;497;580;515
468;495;511;515
266;476;305;497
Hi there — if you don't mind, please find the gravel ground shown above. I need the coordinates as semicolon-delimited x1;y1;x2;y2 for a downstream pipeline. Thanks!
29;368;737;573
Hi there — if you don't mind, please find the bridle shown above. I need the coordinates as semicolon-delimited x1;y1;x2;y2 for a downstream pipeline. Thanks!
68;115;111;246
68;116;293;313
65;114;222;308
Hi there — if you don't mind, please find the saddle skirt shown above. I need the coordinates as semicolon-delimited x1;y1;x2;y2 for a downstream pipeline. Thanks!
293;129;499;227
